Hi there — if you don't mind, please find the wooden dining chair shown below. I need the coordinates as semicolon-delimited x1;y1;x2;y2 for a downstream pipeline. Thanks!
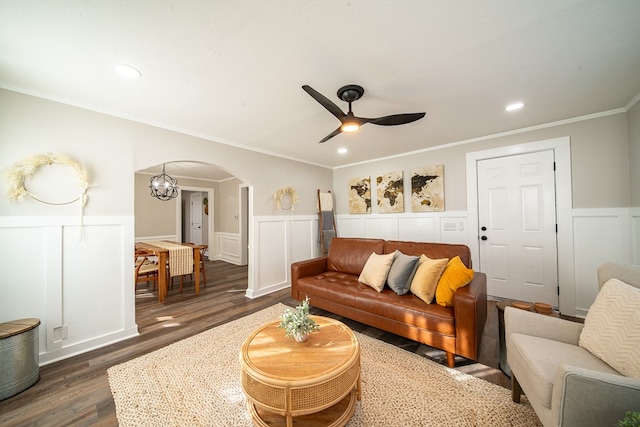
173;243;208;291
135;249;159;291
195;244;208;288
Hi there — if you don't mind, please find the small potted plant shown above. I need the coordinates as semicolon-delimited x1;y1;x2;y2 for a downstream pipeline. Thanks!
619;411;640;427
279;296;320;342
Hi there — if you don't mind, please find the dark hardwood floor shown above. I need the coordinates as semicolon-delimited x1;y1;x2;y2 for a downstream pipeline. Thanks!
0;261;509;426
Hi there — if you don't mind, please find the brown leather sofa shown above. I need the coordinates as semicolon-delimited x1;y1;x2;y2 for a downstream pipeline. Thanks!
291;237;487;367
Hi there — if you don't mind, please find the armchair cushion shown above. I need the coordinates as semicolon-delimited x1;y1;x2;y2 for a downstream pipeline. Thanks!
579;278;640;379
509;332;620;410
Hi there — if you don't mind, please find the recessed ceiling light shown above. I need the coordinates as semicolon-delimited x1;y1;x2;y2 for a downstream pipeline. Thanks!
338;147;348;154
505;102;524;111
113;63;142;78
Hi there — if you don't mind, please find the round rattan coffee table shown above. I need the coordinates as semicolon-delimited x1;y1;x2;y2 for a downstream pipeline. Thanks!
240;315;361;427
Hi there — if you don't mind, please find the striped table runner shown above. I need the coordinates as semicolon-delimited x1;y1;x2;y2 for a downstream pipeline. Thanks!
144;241;194;277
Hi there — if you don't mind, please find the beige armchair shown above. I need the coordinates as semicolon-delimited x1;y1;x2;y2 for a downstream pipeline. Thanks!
505;262;640;426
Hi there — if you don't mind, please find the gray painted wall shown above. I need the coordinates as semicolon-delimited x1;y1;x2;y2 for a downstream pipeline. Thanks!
333;112;632;214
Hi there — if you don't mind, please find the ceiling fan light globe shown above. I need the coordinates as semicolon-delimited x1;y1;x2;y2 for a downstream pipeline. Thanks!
341;123;360;133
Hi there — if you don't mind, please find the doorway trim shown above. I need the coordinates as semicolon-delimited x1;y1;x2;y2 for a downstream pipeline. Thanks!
239;184;250;266
466;136;575;315
176;185;215;255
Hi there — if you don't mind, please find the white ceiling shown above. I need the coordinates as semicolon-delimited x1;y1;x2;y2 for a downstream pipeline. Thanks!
2;1;639;179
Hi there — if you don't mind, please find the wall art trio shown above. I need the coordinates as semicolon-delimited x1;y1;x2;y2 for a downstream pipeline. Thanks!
348;165;444;214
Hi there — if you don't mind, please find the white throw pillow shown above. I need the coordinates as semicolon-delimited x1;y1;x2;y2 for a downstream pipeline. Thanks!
579;278;640;379
358;252;396;292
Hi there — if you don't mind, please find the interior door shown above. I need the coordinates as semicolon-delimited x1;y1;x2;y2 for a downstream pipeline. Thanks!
477;150;559;306
190;192;203;246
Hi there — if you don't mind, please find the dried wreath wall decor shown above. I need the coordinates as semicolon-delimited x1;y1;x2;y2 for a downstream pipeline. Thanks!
3;152;95;237
4;152;94;205
273;186;299;212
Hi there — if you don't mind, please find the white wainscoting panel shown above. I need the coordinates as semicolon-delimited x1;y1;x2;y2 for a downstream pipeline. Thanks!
364;216;398;239
438;217;469;245
398;216;437;242
290;218;317;263
0;216;138;365
246;215;317;299
337;212;469;245
571;208;632;317
63;224;126;345
1;225;48;352
336;217;366;237
216;232;241;264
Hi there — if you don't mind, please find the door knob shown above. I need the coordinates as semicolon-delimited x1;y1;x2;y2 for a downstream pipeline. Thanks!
481;236;488;241
481;226;487;231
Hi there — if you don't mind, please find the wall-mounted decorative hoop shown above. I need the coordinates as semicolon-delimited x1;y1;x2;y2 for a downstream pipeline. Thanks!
3;152;94;206
273;186;299;212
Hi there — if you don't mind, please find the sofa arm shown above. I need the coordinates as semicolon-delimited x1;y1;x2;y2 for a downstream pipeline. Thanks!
504;306;584;346
552;364;640;426
290;257;328;300
453;271;487;361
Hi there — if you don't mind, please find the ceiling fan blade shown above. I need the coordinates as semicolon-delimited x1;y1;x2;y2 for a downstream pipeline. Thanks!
302;85;346;120
319;126;343;143
368;112;426;126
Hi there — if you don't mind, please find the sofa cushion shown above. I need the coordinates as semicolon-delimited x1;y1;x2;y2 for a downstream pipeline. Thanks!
355;288;456;336
296;272;361;306
435;256;475;307
386;251;420;295
410;255;448;304
509;333;620;410
579;278;640;379
327;238;385;275
359;251;397;292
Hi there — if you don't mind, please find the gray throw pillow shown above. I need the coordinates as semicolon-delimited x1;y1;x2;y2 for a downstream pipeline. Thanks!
386;251;420;295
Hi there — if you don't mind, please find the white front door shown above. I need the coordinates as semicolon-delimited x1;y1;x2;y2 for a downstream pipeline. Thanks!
190;192;203;246
477;150;559;306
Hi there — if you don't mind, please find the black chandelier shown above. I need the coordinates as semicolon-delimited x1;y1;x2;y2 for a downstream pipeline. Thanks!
149;163;179;201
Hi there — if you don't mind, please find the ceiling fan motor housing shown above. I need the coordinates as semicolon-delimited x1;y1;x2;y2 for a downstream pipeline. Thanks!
337;85;364;103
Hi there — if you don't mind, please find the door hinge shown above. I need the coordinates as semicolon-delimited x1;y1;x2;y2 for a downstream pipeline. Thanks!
555;224;558;233
557;286;560;296
553;161;556;171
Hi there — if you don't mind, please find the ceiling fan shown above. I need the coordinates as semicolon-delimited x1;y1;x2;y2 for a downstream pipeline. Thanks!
302;84;426;143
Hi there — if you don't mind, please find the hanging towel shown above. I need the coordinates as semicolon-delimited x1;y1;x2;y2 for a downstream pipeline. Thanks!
319;192;333;211
321;210;335;230
323;229;336;250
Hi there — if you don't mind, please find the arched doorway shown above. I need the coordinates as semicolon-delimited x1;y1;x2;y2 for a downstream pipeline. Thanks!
134;160;251;277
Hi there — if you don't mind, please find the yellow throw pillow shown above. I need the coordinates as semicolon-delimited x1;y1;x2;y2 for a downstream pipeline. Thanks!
410;255;449;304
435;256;474;307
358;251;397;292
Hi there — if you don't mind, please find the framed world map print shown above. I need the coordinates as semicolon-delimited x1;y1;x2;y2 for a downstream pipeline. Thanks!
376;171;404;213
348;176;371;214
411;165;444;212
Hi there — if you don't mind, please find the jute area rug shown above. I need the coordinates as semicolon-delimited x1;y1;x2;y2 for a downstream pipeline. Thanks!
108;304;541;426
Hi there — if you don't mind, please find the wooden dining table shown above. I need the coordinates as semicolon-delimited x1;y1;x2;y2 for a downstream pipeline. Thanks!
135;241;203;303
